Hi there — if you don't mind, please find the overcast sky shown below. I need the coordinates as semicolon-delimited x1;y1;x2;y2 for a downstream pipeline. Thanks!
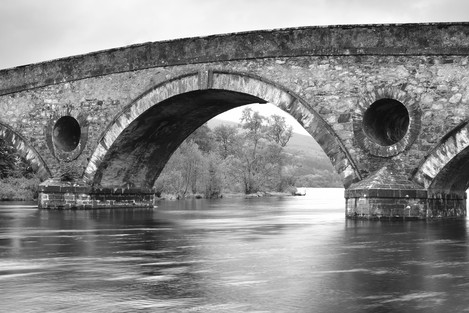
1;0;468;132
2;0;468;70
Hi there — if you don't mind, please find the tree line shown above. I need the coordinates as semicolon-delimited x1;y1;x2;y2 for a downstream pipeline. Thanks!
154;107;342;199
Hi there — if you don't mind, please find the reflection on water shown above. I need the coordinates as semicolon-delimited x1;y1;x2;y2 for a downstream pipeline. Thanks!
0;188;468;312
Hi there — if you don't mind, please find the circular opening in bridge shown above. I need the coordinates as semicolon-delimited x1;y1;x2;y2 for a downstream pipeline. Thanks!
53;116;81;152
363;98;409;146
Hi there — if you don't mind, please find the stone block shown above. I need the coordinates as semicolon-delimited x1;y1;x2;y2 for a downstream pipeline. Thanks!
39;185;62;193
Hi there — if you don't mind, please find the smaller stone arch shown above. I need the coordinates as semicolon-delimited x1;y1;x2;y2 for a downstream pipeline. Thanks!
413;121;469;194
0;122;51;181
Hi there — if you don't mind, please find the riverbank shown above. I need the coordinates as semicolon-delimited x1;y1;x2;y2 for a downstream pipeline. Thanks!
156;191;292;201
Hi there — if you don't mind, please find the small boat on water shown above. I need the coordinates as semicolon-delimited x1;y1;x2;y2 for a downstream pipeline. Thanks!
293;188;306;196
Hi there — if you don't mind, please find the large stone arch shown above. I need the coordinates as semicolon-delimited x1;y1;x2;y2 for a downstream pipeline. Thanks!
84;70;361;189
413;121;469;194
0;122;51;181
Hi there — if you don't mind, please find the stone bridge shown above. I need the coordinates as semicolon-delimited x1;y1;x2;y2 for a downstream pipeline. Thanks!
1;22;469;218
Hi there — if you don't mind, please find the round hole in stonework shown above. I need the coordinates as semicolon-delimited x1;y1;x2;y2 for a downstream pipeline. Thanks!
363;98;409;146
53;116;81;152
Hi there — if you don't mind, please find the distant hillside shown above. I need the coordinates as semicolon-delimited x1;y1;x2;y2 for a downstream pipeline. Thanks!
286;132;323;155
206;118;237;130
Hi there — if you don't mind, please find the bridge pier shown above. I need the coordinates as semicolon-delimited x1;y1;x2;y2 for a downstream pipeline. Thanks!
38;179;156;209
344;168;467;220
345;189;467;220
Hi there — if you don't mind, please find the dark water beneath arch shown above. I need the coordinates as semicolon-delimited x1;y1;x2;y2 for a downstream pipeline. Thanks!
0;188;468;313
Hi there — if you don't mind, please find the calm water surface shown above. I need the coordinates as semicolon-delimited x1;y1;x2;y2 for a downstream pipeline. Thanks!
0;188;468;313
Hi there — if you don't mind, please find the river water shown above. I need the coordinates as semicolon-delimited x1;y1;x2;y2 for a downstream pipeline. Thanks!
0;188;468;313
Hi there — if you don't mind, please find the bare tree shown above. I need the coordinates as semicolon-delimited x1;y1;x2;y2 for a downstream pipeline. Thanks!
266;115;293;147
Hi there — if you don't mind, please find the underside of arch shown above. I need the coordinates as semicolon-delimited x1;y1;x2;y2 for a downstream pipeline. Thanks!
413;121;469;194
85;71;360;189
0;123;51;181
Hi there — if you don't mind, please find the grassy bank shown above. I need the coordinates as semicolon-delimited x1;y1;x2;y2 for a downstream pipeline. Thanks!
0;177;39;201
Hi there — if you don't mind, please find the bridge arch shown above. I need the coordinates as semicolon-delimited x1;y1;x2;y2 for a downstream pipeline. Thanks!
84;71;361;189
413;121;469;194
0;122;51;181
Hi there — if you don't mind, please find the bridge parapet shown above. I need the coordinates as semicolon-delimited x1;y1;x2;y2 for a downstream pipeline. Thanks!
2;23;469;96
